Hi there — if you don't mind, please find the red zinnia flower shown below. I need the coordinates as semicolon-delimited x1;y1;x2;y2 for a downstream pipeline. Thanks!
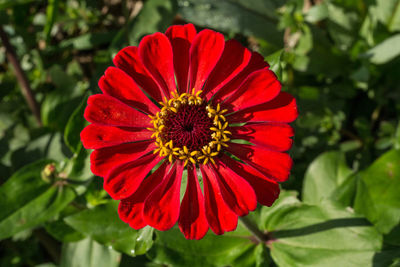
81;24;298;240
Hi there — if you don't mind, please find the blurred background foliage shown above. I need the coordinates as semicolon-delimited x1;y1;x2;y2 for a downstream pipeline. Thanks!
0;0;400;266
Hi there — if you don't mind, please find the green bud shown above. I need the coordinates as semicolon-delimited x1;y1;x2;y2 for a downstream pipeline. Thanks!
41;163;57;183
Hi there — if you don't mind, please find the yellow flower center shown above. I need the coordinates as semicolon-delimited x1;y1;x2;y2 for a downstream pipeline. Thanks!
147;89;231;167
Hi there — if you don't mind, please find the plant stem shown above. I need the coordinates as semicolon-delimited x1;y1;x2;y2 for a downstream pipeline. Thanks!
0;26;42;126
239;216;269;243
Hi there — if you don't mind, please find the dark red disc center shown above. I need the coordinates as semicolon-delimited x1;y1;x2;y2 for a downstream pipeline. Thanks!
163;104;213;151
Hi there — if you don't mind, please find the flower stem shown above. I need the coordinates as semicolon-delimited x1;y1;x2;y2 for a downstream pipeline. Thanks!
0;26;42;126
239;216;269;243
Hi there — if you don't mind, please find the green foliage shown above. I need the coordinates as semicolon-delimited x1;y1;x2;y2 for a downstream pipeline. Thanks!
354;150;400;235
0;160;76;240
60;238;121;267
149;225;259;267
65;201;154;256
364;34;400;64
264;196;382;267
1;0;400;266
64;95;88;154
178;0;283;46
302;151;353;205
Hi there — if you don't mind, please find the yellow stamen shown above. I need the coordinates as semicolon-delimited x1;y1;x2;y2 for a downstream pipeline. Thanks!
147;88;231;166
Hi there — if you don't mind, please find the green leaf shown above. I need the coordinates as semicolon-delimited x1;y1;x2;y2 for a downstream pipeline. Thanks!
178;0;283;46
41;66;85;131
59;32;116;51
302;151;354;205
10;132;70;169
385;224;400;246
149;224;260;267
45;219;85;242
364;34;400;64
371;0;400;32
325;3;359;49
64;148;93;191
127;0;177;45
60;238;121;267
43;0;59;43
305;2;329;23
0;160;76;240
262;195;382;267
265;49;283;80
354;149;400;234
64;95;88;154
64;201;153;256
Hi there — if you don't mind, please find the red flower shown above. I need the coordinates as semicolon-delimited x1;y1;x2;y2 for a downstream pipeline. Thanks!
81;24;298;240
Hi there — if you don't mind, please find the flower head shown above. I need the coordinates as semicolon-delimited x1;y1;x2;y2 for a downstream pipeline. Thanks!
81;24;298;240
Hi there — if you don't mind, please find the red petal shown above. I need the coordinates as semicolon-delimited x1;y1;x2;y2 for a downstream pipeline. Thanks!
224;69;281;112
220;154;280;206
166;24;197;94
118;161;169;229
203;40;251;99
211;162;257;216
200;165;238;235
178;167;208;240
189;29;225;92
84;94;150;128
143;162;184;231
227;92;298;124
99;67;159;115
81;124;152;149
90;141;155;177
226;142;292;182
104;153;162;200
139;33;176;97
113;46;163;102
212;51;268;102
230;123;294;152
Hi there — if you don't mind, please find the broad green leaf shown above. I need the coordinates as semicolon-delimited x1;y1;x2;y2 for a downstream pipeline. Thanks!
259;191;300;226
0;160;76;240
64;201;153;256
45;219;85;242
64;95;88;154
60;238;121;267
302;151;353;205
354;149;400;234
178;0;283;46
261;194;382;267
149;224;259;267
364;34;400;64
0;160;52;222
